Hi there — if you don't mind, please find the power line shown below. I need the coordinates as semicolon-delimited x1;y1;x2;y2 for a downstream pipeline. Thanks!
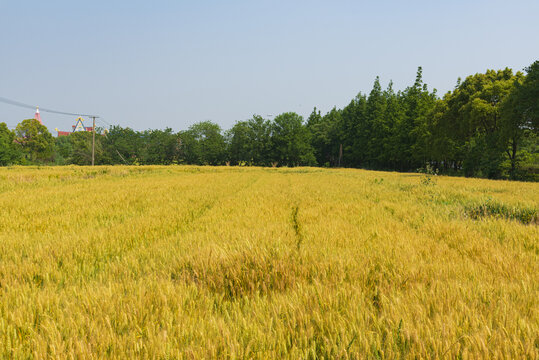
96;117;113;128
0;96;99;118
90;117;130;165
1;95;102;166
1;96;132;167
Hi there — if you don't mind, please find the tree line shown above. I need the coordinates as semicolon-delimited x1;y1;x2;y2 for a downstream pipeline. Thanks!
1;61;537;180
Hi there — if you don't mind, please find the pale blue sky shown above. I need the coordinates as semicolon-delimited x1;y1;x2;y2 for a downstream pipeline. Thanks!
1;0;537;132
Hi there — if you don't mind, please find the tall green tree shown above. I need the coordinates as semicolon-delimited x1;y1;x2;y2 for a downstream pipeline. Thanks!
427;96;456;171
246;115;272;165
271;112;315;166
306;107;325;165
101;126;142;164
467;69;515;177
15;119;54;163
69;131;105;165
227;115;272;165
429;68;520;178
366;77;387;167
0;122;21;165
179;121;226;165
54;135;72;165
501;61;539;178
383;83;406;169
340;94;367;167
227;120;251;165
141;128;178;164
307;107;342;166
394;67;437;170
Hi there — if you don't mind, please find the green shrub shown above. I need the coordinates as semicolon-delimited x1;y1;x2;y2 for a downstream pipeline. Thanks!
465;198;537;224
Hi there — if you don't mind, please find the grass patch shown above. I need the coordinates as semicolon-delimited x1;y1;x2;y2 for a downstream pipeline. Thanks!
171;250;311;300
464;198;537;225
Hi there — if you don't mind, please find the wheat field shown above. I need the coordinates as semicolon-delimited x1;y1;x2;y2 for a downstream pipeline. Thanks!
0;166;537;359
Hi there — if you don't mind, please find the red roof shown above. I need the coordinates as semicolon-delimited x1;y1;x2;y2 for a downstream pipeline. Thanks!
57;128;96;137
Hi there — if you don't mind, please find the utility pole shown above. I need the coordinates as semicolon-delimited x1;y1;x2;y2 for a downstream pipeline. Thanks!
91;116;96;166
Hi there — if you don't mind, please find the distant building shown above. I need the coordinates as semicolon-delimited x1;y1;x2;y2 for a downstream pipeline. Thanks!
55;117;94;137
34;107;42;125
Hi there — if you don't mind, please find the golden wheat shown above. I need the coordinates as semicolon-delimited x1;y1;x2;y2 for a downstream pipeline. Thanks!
0;166;537;359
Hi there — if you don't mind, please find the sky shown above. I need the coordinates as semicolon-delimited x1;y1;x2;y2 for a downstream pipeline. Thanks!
0;0;538;133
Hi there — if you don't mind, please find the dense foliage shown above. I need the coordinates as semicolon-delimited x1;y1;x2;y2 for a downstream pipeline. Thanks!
1;61;537;180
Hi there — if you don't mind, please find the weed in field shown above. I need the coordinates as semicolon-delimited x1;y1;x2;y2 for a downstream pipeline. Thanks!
465;197;537;224
417;164;439;186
